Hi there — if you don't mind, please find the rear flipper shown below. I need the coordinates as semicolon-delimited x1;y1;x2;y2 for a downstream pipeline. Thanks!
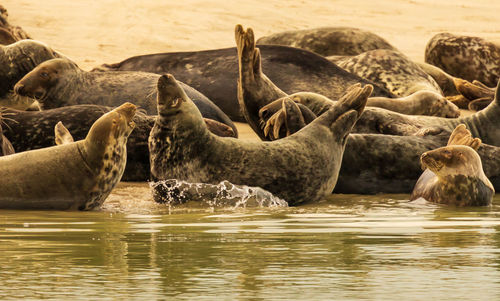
447;124;481;150
204;118;237;138
54;121;74;145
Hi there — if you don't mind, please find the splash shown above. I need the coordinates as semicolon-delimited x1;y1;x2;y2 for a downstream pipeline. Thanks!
150;179;288;208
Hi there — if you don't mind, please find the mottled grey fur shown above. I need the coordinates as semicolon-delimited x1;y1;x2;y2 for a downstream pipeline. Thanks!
149;71;369;205
425;33;500;87
256;27;397;57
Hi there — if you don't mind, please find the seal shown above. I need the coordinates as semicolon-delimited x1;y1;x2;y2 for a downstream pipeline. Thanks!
0;40;63;110
13;57;238;135
93;39;394;122
256;27;397;57
235;25;500;194
410;124;494;206
0;5;31;44
148;73;371;205
0;102;136;210
425;33;500;87
1;104;237;181
335;49;442;97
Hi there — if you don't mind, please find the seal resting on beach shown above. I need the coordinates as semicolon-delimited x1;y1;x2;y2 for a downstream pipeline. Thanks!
410;124;494;206
0;102;136;210
13;57;238;135
149;73;371;205
425;33;500;88
256;27;397;57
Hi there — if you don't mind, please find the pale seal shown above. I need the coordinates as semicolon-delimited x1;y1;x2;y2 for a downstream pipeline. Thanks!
425;33;500;87
0;102;136;210
13;57;238;135
410;124;494;206
256;27;397;57
149;73;371;205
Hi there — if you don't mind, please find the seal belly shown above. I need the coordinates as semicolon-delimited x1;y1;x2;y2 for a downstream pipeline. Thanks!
0;142;96;210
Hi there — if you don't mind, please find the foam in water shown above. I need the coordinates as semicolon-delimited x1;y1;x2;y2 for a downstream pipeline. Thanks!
150;179;288;208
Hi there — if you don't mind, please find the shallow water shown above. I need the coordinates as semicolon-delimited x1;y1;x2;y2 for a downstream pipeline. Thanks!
1;182;500;300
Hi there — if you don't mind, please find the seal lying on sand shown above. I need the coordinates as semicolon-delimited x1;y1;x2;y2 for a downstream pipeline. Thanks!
0;40;62;110
410;124;494;206
1;104;237;181
94;43;394;122
256;27;397;57
425;33;500;88
13;57;237;135
335;49;443;96
0;102;136;210
149;73;371;205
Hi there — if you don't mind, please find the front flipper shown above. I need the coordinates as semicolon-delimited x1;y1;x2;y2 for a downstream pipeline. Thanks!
447;124;481;150
54;121;74;145
204;118;237;138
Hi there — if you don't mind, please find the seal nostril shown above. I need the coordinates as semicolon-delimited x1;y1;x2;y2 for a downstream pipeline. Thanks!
14;84;24;95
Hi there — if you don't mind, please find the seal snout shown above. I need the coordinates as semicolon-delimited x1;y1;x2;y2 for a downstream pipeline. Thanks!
115;102;137;123
13;82;25;95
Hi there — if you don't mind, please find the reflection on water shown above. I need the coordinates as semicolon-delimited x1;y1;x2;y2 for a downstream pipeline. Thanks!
1;183;500;300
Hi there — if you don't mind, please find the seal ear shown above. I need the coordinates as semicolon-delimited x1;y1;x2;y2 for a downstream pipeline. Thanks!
447;124;481;150
54;121;74;145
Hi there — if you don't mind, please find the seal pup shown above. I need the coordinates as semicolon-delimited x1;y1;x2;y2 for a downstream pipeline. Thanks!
0;102;136;210
94;43;394;122
335;49;442;97
13;57;237;135
256;27;397;57
425;33;500;87
410;125;494;206
0;40;63;110
149;73;371;205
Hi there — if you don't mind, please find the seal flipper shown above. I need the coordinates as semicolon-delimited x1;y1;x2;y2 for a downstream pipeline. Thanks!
468;97;493;111
54;121;74;145
203;118;236;138
283;98;306;136
235;24;287;141
446;124;481;150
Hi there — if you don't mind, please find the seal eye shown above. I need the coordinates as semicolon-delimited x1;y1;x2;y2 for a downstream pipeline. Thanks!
40;71;49;78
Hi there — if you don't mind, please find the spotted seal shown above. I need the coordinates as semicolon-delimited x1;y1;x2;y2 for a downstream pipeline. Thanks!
0;102;136;210
13;57;237;135
410;124;494;206
425;33;500;87
149;73;371;205
0;40;63;110
93;41;394;122
256;27;397;57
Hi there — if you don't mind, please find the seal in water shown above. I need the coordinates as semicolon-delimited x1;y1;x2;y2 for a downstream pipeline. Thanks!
410;124;494;206
0;102;136;210
425;33;500;88
256;27;397;57
13;57;237;135
0;40;63;110
335;49;442;97
93;38;394;122
1;104;237;181
149;73;371;205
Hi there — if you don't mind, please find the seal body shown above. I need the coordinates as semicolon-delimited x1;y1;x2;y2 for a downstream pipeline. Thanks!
0;102;136;210
410;145;494;206
94;45;394;122
256;27;397;57
14;58;237;134
425;33;500;87
336;49;442;96
149;73;369;205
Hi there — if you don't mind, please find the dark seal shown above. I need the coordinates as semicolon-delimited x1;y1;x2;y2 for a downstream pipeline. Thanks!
13;57;237;135
410;124;494;206
149;73;371;205
0;102;136;210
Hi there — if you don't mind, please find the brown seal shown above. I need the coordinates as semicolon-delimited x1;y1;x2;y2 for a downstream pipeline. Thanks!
0;102;136;210
149;72;371;205
425;33;500;88
410;124;494;206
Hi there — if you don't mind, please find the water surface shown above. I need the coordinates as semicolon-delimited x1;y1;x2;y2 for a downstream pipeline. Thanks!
1;182;499;300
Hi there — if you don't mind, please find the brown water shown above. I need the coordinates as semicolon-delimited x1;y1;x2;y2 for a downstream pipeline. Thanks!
1;182;500;300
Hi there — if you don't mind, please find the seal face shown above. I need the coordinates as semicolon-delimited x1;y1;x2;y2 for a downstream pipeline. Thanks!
149;73;371;205
410;125;494;206
0;102;136;210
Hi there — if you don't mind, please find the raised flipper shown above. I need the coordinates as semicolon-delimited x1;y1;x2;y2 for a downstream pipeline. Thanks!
204;118;237;138
447;124;481;150
54;121;74;145
235;24;288;141
454;78;495;100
